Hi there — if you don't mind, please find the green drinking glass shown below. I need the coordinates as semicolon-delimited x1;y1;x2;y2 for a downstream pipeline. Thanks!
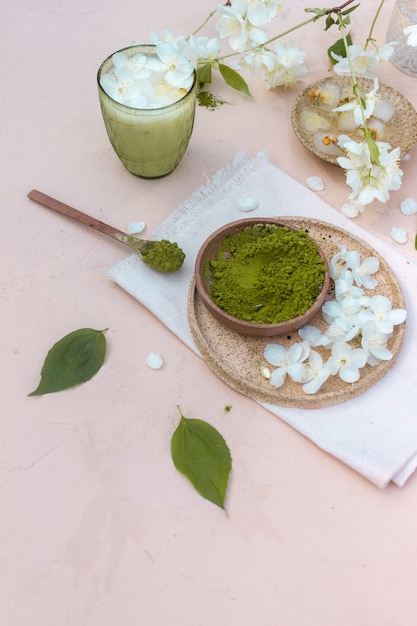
97;44;197;178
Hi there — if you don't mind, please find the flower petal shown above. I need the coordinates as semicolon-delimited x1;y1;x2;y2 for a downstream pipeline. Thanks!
390;227;407;244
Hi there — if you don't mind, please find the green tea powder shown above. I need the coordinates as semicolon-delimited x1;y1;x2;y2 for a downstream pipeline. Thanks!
206;224;326;324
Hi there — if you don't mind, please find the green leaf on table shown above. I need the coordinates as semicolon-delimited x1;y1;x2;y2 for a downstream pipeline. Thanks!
28;327;108;396
218;63;252;97
171;407;232;510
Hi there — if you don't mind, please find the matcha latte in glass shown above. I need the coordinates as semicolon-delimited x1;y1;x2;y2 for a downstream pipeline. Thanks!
97;45;197;178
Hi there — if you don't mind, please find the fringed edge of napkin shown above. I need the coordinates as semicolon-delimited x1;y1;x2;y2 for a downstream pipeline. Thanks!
151;150;269;240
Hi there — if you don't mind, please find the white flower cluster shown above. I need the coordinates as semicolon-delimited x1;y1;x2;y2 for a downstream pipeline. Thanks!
337;135;402;207
99;44;197;108
261;246;407;395
216;0;307;89
300;78;403;212
151;0;306;93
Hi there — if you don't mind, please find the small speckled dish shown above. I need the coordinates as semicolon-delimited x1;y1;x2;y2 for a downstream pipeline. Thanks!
291;76;417;165
188;217;406;408
194;218;330;338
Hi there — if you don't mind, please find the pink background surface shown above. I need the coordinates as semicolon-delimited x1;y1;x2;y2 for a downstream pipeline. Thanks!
2;1;417;624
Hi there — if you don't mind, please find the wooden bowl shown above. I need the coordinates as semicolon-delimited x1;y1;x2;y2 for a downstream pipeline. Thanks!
194;218;330;337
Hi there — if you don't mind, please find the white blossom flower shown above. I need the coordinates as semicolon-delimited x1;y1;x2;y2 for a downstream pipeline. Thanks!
337;135;403;206
216;1;249;52
301;350;331;394
322;294;362;325
357;294;407;333
361;321;393;361
334;269;364;299
262;41;308;89
333;79;380;125
327;341;368;383
156;41;195;88
298;325;330;347
342;249;379;289
329;244;349;280
331;44;391;79
246;0;284;27
404;24;417;47
150;28;178;45
324;318;360;345
264;341;310;388
99;66;147;107
189;36;221;63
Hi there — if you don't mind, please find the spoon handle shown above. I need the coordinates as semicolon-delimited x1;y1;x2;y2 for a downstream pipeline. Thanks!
27;189;127;241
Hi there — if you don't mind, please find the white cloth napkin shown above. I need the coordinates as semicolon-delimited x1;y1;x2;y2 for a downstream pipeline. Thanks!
108;151;417;488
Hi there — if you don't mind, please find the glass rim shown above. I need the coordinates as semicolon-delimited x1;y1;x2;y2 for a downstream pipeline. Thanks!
97;44;197;113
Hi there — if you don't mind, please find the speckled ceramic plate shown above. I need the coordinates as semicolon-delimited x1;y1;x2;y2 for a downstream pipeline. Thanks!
187;217;406;409
291;76;417;165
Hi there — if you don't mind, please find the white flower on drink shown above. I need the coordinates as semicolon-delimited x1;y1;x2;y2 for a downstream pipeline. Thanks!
99;64;148;107
112;51;152;79
156;41;195;88
337;135;403;205
327;341;368;383
404;24;417;47
264;341;310;388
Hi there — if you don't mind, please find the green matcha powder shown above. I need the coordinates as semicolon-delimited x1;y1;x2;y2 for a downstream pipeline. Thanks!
206;224;326;324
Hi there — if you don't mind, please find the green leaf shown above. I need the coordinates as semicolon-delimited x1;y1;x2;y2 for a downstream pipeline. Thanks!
327;33;353;63
414;233;417;250
28;328;108;396
304;7;327;20
171;407;232;510
197;62;213;85
366;136;380;164
340;3;360;17
325;15;335;30
218;63;251;97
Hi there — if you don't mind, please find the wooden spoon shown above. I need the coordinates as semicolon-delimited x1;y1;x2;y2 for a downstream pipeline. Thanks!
27;189;185;272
